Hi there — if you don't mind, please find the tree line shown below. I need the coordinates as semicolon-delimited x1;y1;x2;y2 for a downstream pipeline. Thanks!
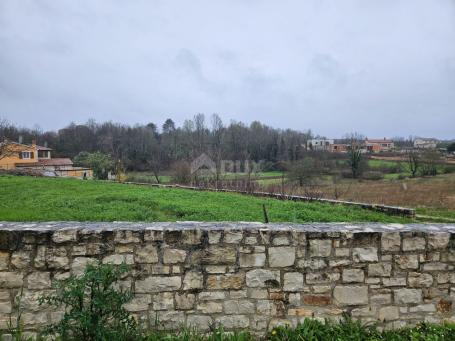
0;114;313;172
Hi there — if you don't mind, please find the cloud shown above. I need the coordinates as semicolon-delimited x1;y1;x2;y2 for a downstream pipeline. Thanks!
0;0;454;138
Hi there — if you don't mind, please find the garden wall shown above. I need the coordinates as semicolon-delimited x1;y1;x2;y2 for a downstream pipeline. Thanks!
1;222;455;336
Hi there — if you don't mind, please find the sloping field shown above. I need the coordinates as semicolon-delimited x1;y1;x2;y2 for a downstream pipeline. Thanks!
0;175;410;223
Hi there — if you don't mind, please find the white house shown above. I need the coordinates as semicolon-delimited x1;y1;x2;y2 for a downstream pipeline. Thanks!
307;139;334;151
414;138;438;149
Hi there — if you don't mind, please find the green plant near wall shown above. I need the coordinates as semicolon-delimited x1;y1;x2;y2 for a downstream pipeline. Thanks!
38;263;139;341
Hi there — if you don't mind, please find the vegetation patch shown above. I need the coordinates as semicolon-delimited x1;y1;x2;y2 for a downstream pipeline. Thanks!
0;175;411;223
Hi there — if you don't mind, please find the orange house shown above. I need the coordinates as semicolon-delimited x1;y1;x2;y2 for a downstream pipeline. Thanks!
365;138;394;153
0;140;92;178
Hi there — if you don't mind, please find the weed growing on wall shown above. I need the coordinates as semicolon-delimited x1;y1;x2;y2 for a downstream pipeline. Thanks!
38;263;139;341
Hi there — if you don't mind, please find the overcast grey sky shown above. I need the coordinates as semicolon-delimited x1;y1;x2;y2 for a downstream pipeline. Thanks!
1;0;454;138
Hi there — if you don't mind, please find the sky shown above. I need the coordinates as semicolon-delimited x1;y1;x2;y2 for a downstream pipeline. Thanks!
0;0;454;139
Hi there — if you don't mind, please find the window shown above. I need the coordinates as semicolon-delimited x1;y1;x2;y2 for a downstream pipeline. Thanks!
38;150;50;158
21;151;32;159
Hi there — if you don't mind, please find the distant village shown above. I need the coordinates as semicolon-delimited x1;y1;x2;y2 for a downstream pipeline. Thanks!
306;137;441;153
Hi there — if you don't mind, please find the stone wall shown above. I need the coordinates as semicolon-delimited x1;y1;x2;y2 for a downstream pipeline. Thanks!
1;222;454;336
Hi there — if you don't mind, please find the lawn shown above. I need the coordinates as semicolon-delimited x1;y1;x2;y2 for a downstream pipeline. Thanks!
0;175;410;223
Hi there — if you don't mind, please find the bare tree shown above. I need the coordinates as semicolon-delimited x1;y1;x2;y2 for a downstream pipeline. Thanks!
406;150;420;177
345;133;365;178
211;114;224;188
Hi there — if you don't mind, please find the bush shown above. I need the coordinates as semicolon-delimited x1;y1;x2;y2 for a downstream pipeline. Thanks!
361;171;384;180
269;316;455;341
39;263;139;341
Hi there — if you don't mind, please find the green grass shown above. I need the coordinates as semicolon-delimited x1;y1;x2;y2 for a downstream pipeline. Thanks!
416;207;455;221
0;175;410;223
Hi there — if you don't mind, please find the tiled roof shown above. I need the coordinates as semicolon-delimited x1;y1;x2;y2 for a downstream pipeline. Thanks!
36;145;52;151
38;158;73;166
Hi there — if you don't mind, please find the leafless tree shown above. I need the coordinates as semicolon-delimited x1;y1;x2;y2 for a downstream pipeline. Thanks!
406;149;420;177
345;132;365;178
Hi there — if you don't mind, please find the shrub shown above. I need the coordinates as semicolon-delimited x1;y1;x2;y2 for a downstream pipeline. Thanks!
269;316;455;341
361;171;384;180
39;263;138;341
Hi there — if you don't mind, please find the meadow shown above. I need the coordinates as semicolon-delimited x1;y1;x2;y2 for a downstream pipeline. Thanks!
0;175;410;223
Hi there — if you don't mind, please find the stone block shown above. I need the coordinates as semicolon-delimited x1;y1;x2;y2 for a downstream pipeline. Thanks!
71;257;98;275
163;249;187;264
207;273;245;289
135;276;181;293
379;306;399;321
155;311;185;329
300;259;327;270
283;272;304;291
175;293;195;310
197;301;223;313
268;247;295;267
215;315;249;329
183;270;203;290
153;292;174;310
224;231;243;244
27;272;51;289
52;229;78;243
135;244;159;263
182;230;202;245
368;263;392;277
246;269;280;288
224;299;255;314
102;254;133;265
0;252;9;270
342;269;364;283
333;286;368;305
428;233;450;250
303;295;331;306
394;289;422;304
381;232;400;252
11;251;31;269
0;272;23;288
408;272;433;288
191;246;236;265
309;239;332;257
394;254;419;269
239;253;266;267
306;272;340;284
186;315;212;330
353;247;378;262
402;237;426;251
123;294;151;312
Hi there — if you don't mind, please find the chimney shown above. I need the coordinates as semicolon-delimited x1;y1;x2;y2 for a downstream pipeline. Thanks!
32;139;36;146
18;135;23;144
44;141;48;148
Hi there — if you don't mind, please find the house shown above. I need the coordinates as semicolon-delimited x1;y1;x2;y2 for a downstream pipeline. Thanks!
364;138;394;153
0;139;92;178
414;137;438;149
307;139;334;151
330;144;349;153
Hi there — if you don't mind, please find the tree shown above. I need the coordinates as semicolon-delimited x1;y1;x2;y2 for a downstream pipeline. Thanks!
288;157;320;187
346;133;365;178
406;150;420;177
420;150;441;176
74;151;113;180
447;142;455;153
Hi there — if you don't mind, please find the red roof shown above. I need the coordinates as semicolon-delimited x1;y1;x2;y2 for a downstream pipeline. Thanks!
38;158;73;166
365;139;393;144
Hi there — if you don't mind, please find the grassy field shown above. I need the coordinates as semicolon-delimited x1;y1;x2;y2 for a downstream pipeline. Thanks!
0;175;411;223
